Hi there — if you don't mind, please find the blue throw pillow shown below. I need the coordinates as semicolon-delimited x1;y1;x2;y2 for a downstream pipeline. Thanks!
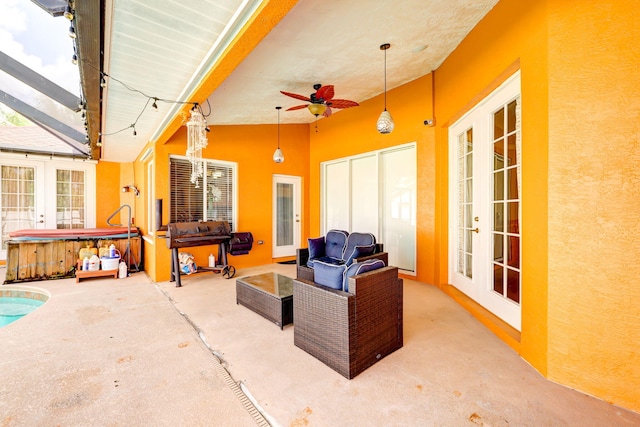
343;244;376;265
325;230;349;259
308;236;325;260
343;259;385;292
314;261;347;290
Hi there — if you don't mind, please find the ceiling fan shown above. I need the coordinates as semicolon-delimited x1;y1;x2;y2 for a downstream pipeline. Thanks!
280;84;359;118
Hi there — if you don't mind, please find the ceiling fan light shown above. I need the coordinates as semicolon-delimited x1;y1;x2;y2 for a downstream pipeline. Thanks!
307;103;327;116
377;110;395;134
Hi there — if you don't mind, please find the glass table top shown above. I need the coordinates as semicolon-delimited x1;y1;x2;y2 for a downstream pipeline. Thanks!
236;272;293;297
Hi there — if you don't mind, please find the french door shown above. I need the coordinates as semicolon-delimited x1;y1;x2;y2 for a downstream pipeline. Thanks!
448;72;522;330
272;175;301;258
0;155;96;260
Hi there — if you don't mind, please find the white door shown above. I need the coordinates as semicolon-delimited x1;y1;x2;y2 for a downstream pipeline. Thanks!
0;160;46;258
1;155;96;260
272;175;301;258
449;72;522;330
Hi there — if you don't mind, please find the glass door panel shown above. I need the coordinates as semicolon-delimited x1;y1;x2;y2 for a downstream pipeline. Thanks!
272;175;300;258
491;99;521;305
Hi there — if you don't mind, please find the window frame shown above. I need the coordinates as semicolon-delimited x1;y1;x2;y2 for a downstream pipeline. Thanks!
168;155;237;230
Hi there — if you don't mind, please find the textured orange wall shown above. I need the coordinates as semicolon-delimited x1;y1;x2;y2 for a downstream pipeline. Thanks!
149;123;309;282
546;0;640;411
309;74;437;284
95;161;121;227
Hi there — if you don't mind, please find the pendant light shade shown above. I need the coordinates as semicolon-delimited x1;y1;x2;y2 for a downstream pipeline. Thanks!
377;43;395;134
377;109;395;134
273;106;284;163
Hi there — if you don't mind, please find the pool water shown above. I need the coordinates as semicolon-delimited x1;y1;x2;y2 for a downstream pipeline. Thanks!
0;297;46;327
0;286;50;327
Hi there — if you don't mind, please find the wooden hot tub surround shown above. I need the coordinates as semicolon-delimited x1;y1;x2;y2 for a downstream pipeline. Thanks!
3;227;142;284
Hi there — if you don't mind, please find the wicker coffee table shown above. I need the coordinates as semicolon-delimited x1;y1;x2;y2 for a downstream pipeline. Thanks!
236;272;293;329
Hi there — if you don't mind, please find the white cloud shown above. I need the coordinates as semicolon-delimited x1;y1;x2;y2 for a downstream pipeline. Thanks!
0;0;79;95
0;0;28;34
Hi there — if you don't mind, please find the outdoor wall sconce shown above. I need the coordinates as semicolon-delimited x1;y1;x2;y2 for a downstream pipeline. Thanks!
122;185;140;196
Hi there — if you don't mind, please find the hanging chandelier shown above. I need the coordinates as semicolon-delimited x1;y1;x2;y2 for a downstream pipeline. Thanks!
186;107;208;187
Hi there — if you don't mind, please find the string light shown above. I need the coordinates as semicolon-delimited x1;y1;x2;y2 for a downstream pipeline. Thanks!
64;4;74;20
79;61;214;168
96;70;210;138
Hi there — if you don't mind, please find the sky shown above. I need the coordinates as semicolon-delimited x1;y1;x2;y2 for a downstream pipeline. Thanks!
0;0;81;125
0;0;80;94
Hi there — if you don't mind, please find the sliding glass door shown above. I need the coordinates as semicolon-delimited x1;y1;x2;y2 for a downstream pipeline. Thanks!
321;143;416;273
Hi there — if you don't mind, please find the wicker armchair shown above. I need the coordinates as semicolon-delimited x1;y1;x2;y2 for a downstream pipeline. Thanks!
293;265;403;379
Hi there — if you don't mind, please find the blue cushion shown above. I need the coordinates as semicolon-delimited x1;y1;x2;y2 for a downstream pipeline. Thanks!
314;256;344;266
325;230;349;259
314;261;347;290
343;259;386;292
308;236;325;259
342;232;376;265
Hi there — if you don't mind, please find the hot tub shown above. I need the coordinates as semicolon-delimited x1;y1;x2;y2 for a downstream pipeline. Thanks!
4;227;142;284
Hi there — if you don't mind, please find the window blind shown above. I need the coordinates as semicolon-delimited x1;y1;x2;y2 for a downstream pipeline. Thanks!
169;156;234;229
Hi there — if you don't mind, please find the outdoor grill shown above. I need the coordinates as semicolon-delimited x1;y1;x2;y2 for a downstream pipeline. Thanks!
166;221;253;287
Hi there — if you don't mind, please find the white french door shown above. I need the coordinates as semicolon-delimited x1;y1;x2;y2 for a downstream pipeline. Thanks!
0;160;46;258
0;154;96;260
272;174;301;258
449;71;522;330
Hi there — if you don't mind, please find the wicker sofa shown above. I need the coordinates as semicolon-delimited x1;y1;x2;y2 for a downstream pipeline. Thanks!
296;230;388;281
292;264;403;379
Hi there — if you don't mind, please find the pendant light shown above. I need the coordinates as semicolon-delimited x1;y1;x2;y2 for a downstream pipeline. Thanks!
273;106;284;163
376;43;395;134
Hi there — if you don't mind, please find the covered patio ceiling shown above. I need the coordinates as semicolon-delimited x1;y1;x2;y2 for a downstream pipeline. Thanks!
81;0;500;162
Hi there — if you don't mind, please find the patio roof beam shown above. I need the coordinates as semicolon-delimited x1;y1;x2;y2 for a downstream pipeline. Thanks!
0;51;81;111
0;89;86;143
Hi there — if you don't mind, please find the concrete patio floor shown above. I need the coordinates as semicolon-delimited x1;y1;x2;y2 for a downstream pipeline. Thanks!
1;264;639;426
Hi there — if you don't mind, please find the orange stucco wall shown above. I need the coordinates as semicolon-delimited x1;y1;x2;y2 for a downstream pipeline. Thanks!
545;0;640;411
95;161;121;226
104;0;639;412
145;123;309;282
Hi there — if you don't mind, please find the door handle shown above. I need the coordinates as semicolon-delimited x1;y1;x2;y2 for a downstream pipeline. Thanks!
471;227;479;233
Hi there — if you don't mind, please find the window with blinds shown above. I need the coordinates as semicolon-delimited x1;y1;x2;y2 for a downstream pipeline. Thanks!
169;156;235;229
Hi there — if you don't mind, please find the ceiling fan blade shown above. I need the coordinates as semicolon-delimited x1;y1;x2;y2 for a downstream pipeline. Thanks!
328;99;360;109
316;85;335;101
280;91;311;102
285;104;308;111
323;107;332;118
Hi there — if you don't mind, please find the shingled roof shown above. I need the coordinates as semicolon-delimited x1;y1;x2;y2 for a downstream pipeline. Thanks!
0;125;86;157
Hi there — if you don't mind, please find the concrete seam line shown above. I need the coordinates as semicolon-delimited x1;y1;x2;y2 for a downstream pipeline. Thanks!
155;284;273;427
